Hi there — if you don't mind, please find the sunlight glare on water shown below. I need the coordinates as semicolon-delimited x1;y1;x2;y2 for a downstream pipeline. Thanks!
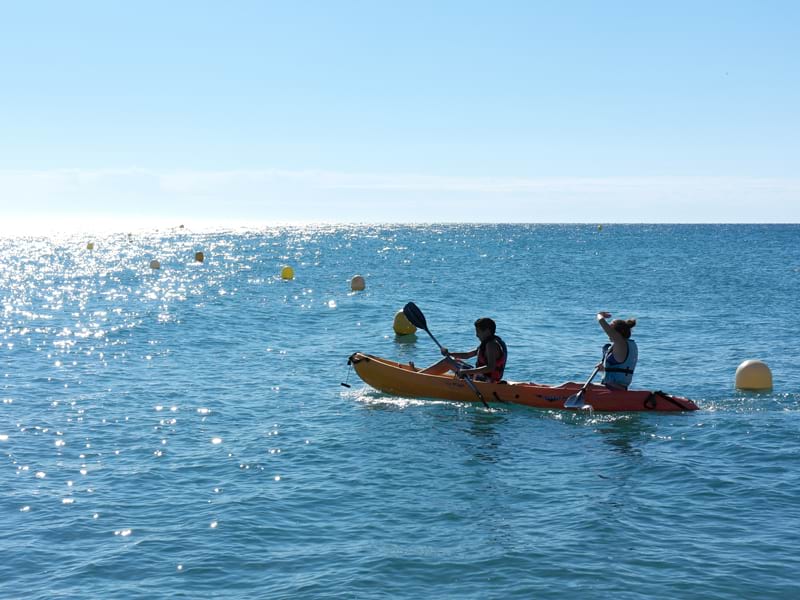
0;225;799;599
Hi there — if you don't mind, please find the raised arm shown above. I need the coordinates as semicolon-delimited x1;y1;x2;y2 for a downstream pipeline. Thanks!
597;312;628;362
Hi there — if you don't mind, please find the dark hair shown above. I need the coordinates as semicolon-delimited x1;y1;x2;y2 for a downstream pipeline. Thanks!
611;318;636;339
474;317;496;335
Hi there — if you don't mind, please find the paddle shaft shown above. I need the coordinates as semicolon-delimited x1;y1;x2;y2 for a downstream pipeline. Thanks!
564;367;599;408
565;347;612;407
406;306;489;408
575;364;602;397
580;363;603;389
425;329;488;406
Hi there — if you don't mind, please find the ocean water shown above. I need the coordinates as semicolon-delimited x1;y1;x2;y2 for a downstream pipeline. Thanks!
1;224;799;599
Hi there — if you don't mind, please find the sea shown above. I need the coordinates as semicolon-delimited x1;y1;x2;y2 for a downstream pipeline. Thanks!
1;224;798;599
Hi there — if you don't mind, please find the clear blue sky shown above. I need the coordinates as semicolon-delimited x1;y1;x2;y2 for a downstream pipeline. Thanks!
1;0;798;228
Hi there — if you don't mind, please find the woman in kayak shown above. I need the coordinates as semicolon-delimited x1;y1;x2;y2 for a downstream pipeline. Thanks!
419;317;507;382
597;311;638;390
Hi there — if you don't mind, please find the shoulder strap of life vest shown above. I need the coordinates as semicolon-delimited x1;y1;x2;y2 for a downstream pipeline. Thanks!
602;340;637;375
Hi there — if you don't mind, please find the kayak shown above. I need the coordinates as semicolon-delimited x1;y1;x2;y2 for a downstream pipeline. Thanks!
348;353;699;412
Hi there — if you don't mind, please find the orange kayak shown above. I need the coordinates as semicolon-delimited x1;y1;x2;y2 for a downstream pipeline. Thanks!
348;353;699;412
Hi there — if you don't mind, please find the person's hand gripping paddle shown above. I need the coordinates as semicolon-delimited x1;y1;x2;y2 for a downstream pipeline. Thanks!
402;302;489;408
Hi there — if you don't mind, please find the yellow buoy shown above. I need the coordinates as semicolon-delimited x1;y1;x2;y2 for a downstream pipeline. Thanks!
281;266;294;280
86;242;95;251
194;251;205;263
393;310;417;336
150;259;161;270
735;360;773;391
350;275;366;291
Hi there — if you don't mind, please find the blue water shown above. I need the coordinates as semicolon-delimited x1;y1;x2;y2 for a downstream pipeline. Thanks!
1;224;799;599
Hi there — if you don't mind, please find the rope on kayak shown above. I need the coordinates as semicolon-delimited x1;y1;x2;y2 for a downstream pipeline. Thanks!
342;353;360;387
655;390;692;410
644;391;691;410
492;391;510;404
347;353;365;365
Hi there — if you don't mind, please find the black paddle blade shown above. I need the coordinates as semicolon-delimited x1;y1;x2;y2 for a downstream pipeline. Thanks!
402;302;428;331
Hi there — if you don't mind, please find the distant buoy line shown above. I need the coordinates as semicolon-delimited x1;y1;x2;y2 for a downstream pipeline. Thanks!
87;236;775;398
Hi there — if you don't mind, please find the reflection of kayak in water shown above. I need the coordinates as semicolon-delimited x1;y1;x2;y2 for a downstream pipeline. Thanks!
348;353;699;412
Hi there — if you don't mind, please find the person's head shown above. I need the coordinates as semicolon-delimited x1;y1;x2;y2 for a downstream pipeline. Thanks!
611;318;636;339
474;317;496;341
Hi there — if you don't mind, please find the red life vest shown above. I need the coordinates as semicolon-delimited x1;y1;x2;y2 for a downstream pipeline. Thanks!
476;335;507;382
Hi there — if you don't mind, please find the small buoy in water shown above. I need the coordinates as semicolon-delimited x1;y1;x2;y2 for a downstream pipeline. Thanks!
194;251;205;263
597;225;603;232
150;259;161;270
393;310;417;336
350;275;366;291
280;266;294;280
735;359;772;391
86;242;95;251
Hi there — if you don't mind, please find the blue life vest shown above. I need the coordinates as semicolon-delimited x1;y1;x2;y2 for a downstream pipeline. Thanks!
476;335;507;382
601;339;638;389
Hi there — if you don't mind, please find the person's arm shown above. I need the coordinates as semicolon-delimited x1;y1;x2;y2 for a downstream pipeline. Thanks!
597;312;627;363
441;347;478;360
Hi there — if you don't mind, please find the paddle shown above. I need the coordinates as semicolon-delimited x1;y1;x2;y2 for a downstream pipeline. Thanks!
564;347;613;408
402;302;490;408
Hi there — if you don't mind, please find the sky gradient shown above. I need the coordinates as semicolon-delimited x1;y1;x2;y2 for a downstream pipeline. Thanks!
1;1;798;229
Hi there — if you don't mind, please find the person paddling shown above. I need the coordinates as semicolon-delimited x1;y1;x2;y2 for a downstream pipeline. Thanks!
596;311;638;390
420;317;507;382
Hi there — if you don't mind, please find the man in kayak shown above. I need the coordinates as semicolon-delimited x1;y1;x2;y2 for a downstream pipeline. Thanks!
419;317;507;382
596;311;638;390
